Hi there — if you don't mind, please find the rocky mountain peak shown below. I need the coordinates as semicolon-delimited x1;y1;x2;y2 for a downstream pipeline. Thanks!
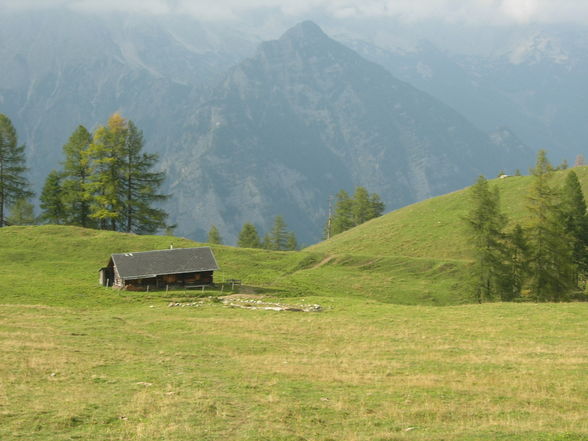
280;20;327;42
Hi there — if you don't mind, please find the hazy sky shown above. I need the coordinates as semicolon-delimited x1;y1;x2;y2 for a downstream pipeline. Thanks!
1;0;588;25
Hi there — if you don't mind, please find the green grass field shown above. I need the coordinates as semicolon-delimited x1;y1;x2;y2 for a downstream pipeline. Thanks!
1;225;587;440
309;166;588;260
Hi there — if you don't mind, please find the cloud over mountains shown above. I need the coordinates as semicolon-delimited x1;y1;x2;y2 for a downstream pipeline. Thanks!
2;0;588;25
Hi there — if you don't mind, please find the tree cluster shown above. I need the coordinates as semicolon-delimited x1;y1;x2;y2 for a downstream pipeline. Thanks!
40;114;168;234
466;150;588;302
208;216;298;250
326;187;385;238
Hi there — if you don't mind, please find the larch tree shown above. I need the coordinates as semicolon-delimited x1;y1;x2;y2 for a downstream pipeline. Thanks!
85;114;168;233
0;114;33;227
207;225;222;244
464;176;510;302
526;150;574;301
269;215;289;250
507;224;528;301
40;170;67;224
331;190;354;235
86;114;126;230
237;223;261;248
119;121;167;234
61;125;94;227
286;232;298;251
559;170;588;288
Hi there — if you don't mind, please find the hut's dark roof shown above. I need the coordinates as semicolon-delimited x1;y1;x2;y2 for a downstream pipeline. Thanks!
111;247;219;280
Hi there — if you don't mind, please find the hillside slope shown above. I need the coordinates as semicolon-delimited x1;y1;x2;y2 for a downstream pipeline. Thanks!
0;225;469;306
308;166;588;260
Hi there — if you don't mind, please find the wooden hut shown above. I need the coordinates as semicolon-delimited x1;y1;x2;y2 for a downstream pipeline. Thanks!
99;247;219;290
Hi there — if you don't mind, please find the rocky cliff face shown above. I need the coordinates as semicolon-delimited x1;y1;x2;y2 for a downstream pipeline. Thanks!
346;26;588;162
164;21;531;243
0;10;254;189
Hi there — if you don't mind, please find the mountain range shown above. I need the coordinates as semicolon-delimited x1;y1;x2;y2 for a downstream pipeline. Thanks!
5;11;584;243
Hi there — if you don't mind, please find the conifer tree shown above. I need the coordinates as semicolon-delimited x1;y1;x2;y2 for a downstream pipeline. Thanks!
237;223;261;248
465;176;509;302
61;125;94;227
119;121;167;234
207;225;222;244
86;114;126;230
507;224;528;301
0;114;33;227
559;170;588;288
40;170;67;224
352;187;372;225
331;190;354;235
526;150;574;301
286;232;298;251
7;198;35;225
269;215;288;250
261;233;272;250
85;114;167;233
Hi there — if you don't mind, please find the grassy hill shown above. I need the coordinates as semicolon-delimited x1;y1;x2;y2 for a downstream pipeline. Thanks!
2;187;588;441
0;225;470;306
308;166;588;260
1;225;587;440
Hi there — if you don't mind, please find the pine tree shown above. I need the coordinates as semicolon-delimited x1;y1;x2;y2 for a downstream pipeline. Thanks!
261;233;272;250
119;121;167;234
559;170;588;288
40;170;66;224
269;215;288;250
286;232;298;251
367;193;385;219
7;198;35;225
61;125;94;227
0;114;33;227
331;190;354;235
526;150;574;301
464;176;509;302
507;224;528;301
237;223;261;248
352;187;372;225
207;225;222;244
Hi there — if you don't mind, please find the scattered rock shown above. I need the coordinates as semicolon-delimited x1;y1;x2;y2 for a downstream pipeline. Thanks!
136;382;152;387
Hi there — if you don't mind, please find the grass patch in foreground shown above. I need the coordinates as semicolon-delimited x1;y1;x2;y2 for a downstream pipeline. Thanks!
0;300;586;441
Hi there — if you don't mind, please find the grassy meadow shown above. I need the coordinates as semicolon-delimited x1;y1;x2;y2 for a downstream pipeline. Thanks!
1;212;587;440
309;166;588;260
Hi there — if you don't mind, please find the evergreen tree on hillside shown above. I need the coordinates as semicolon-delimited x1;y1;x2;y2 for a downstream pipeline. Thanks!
526;150;574;301
507;224;528;301
329;187;385;237
7;198;36;226
286;232;298;251
85;114;168;233
465;176;510;302
559;170;588;288
238;223;261;248
261;233;272;250
268;215;289;250
61;125;94;227
119;121;168;234
331;190;354;235
40;170;67;224
0;114;33;227
207;225;222;244
86;114;126;230
352;187;372;225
